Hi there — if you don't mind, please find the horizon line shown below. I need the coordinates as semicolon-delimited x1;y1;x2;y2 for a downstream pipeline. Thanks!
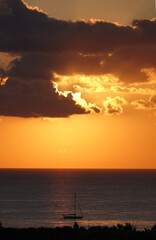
0;167;156;170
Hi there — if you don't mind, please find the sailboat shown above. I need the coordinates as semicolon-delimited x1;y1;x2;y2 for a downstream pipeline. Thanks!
63;193;83;219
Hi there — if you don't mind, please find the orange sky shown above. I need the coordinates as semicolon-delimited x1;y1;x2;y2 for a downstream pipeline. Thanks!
1;112;156;169
0;0;156;169
25;0;155;24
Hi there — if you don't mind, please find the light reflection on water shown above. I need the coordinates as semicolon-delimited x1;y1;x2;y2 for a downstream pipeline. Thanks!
0;169;156;230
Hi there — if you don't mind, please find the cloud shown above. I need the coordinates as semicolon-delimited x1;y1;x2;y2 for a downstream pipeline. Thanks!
0;0;156;117
54;73;118;94
0;0;95;118
0;0;13;16
0;1;155;56
54;83;100;114
0;67;7;80
131;95;156;110
1;1;156;56
0;52;102;117
111;86;156;95
0;77;91;117
103;96;127;115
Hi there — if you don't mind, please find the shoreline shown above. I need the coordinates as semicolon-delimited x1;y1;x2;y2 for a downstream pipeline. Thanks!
1;223;156;240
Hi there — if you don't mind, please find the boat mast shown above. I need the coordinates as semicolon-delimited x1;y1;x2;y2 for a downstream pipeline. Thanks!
74;192;76;216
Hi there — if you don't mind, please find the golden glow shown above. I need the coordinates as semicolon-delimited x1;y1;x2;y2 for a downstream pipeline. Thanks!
54;73;118;94
103;96;127;115
111;86;156;95
0;52;15;70
0;114;156;169
22;0;45;13
54;81;100;113
53;73;156;119
131;96;156;110
0;77;8;86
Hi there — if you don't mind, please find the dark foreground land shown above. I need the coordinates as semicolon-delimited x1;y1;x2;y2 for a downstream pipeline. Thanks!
1;223;156;240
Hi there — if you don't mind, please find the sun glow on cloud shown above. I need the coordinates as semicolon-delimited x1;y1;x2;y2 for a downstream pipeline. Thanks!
54;73;118;93
131;95;156;110
0;77;8;86
22;0;44;13
103;96;127;115
53;82;101;113
53;72;156;117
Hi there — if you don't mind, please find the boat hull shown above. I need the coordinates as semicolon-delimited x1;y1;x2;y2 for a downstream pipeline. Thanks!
63;214;83;219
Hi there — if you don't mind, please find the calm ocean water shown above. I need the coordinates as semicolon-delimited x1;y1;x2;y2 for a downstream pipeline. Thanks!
0;169;156;230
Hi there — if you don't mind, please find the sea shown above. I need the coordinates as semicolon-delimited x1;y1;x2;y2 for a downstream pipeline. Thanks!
0;169;156;230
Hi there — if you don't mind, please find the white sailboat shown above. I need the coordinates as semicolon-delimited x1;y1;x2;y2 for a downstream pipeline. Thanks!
63;193;83;219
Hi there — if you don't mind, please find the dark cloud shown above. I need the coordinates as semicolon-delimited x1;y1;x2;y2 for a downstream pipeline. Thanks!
0;0;133;54
0;67;6;78
8;53;103;79
0;77;89;117
0;0;156;117
0;52;91;117
1;0;156;54
0;0;13;16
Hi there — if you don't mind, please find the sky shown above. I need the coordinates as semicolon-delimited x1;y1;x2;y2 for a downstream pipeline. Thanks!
0;0;156;169
24;0;155;24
